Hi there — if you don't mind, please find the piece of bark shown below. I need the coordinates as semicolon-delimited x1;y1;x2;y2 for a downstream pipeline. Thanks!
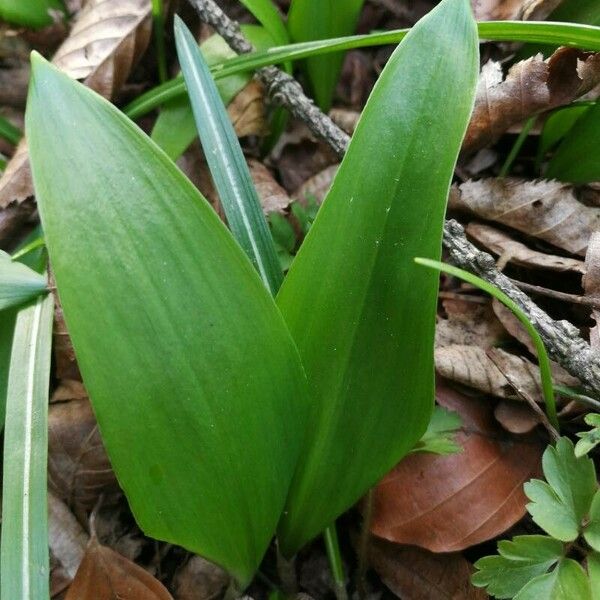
449;178;600;256
467;222;585;274
462;48;600;155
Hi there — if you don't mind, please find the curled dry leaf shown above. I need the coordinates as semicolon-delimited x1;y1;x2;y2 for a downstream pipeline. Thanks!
449;178;600;256
65;536;173;600
466;222;585;274
227;80;267;138
370;384;544;552
294;164;339;205
584;233;600;349
0;0;152;238
368;537;488;600
172;555;229;600
248;159;291;213
462;48;600;155
48;390;120;515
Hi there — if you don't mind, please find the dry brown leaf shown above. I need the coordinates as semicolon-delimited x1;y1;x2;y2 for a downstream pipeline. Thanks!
294;164;339;205
329;108;360;135
449;178;600;256
584;232;600;349
494;400;540;434
227;80;267;138
370;384;543;552
52;285;82;381
49;492;89;594
436;299;507;349
248;159;291;213
467;222;585;274
0;0;152;234
463;48;600;155
368;538;488;600
172;555;229;600
65;536;173;600
472;0;560;20
48;393;120;514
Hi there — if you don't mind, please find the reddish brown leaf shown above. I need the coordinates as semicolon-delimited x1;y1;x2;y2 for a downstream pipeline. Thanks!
369;537;488;600
65;537;173;600
370;384;543;552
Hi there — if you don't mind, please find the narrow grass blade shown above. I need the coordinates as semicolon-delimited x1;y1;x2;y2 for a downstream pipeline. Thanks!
123;21;600;120
175;16;283;294
239;0;288;45
151;0;168;83
0;114;22;145
415;258;558;430
27;53;307;586
0;250;48;311
276;0;478;555
1;293;54;599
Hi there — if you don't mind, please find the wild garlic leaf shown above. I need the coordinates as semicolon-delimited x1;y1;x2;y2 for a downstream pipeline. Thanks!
514;559;592;600
0;250;47;311
411;407;462;455
576;414;600;457
525;438;597;541
585;490;600;552
472;535;564;598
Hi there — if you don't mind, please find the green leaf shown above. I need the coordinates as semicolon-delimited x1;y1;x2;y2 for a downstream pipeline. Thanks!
151;25;270;160
276;0;478;555
287;0;365;111
415;258;558;429
239;0;288;45
412;406;462;455
0;308;16;428
0;250;48;311
525;438;597;542
576;413;600;457
472;535;564;599
123;21;600;121
546;99;600;184
0;0;64;28
26;54;307;585
0;113;23;145
589;552;600;600
585;490;600;552
1;294;54;599
175;17;283;295
515;559;592;600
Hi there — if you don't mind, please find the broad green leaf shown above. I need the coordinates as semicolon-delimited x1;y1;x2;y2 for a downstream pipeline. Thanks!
515;559;592;600
411;406;462;456
239;0;288;45
472;535;564;598
0;250;48;311
26;54;307;585
546;99;600;183
525;438;597;542
415;258;557;428
585;490;600;552
576;413;600;457
288;0;365;111
175;17;283;295
151;25;272;160
589;552;600;600
1;293;54;599
0;0;64;28
276;0;478;555
124;21;600;120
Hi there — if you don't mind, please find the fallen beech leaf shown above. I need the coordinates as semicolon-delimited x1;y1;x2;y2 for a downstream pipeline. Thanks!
449;178;600;256
294;164;339;205
48;394;120;514
368;537;488;600
472;0;526;20
462;49;600;155
584;233;600;349
371;384;543;552
248;159;291;213
495;400;540;434
0;0;152;233
172;555;229;600
65;536;173;600
466;222;585;274
227;80;267;138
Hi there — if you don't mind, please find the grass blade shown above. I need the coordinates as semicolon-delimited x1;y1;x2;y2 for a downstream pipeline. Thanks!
239;0;288;45
0;114;22;145
0;250;48;311
415;258;558;429
276;0;478;555
0;293;54;599
175;16;283;294
27;53;307;585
